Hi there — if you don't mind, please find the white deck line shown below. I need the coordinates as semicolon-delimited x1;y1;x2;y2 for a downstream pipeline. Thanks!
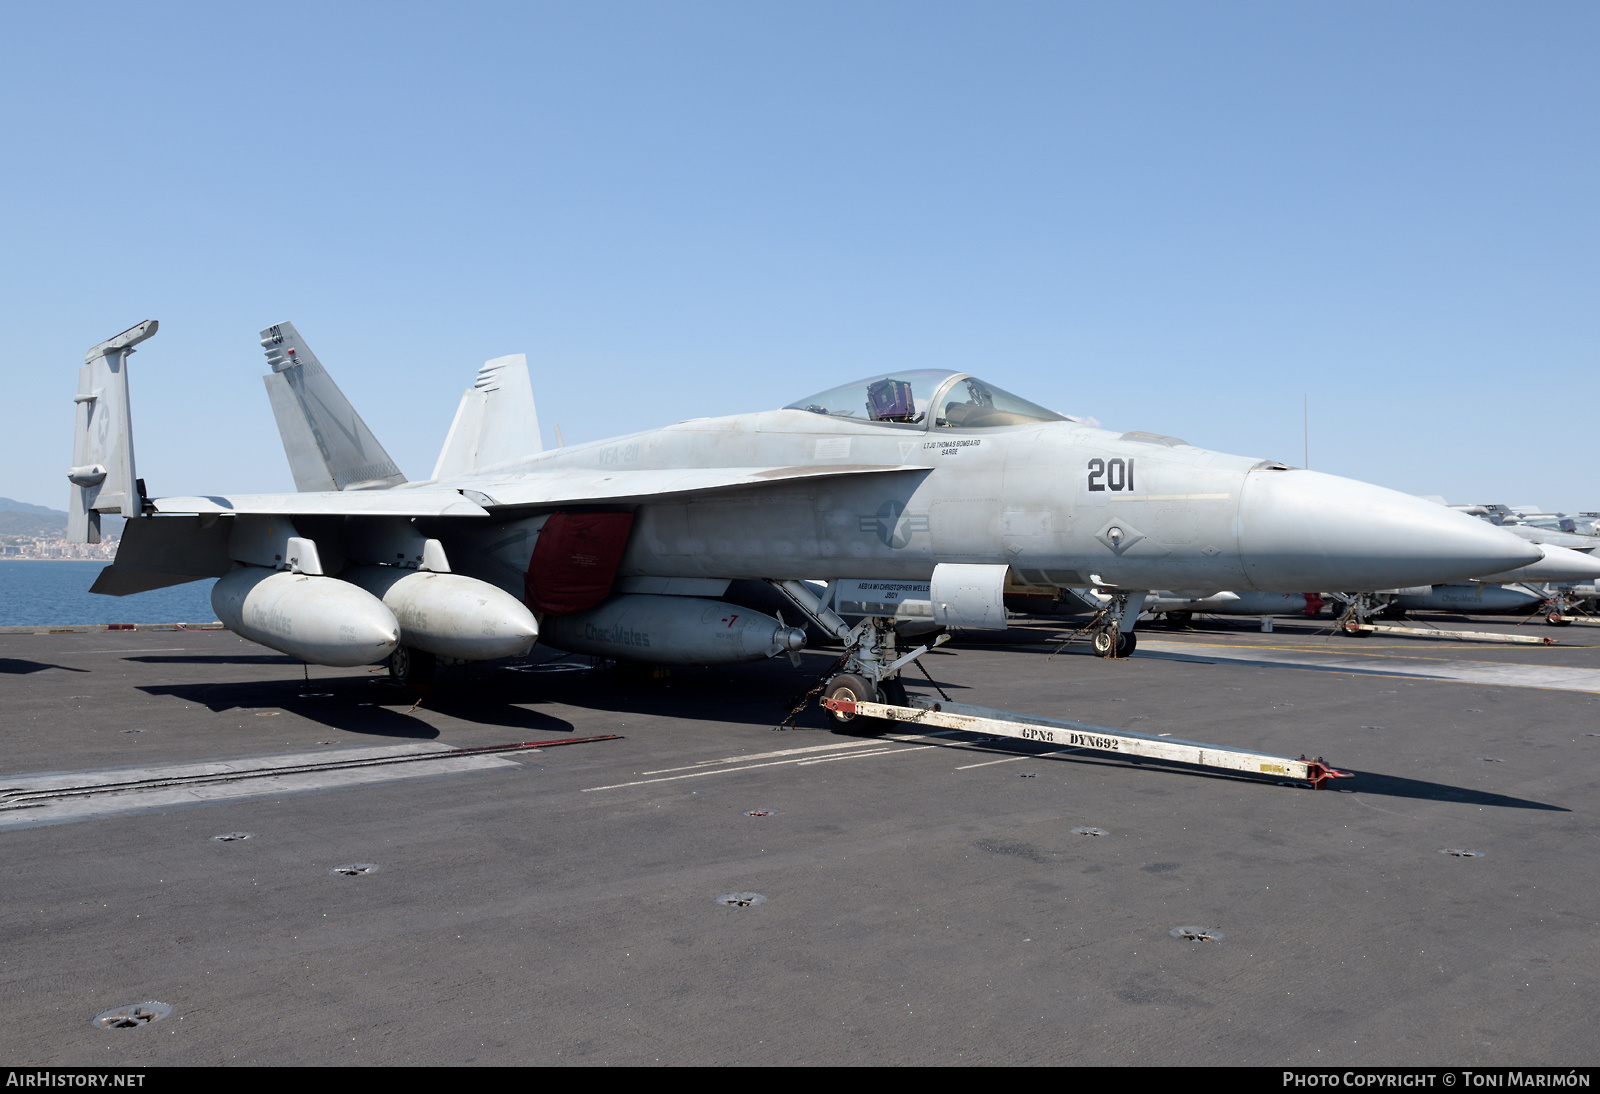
1136;639;1600;694
0;742;521;830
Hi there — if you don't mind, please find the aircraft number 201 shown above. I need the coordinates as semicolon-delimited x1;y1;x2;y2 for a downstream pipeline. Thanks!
1086;457;1135;492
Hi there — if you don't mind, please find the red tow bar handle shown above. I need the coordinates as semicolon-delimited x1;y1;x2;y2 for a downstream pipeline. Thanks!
821;696;857;715
1304;759;1354;789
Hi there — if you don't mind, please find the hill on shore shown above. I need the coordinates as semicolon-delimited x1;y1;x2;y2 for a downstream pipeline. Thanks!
0;498;123;537
0;511;67;536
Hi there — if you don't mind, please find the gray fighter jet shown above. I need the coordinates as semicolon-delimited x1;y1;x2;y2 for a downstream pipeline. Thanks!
71;320;1541;713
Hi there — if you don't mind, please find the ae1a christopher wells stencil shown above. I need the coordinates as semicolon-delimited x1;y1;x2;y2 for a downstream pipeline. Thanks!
68;320;1539;714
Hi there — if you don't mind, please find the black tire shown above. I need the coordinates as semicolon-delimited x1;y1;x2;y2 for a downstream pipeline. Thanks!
1092;629;1116;657
388;644;436;692
879;677;909;707
1166;611;1193;629
1117;631;1137;656
1547;613;1571;627
822;673;878;724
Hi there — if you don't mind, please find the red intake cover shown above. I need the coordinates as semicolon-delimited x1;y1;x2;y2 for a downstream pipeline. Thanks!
524;511;635;616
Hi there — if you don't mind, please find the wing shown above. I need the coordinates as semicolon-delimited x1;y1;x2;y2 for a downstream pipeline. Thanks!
455;462;923;508
147;463;921;515
151;490;492;517
97;463;923;596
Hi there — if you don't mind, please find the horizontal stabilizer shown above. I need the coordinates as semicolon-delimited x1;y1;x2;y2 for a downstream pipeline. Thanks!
90;514;234;596
432;354;541;480
260;322;406;491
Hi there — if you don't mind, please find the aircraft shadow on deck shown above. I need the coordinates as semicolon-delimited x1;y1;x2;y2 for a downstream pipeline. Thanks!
138;680;444;738
427;650;980;731
136;673;580;739
0;658;89;675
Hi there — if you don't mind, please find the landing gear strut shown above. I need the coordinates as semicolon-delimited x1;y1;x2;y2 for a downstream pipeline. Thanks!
1331;592;1385;637
769;580;943;730
1542;591;1575;626
1092;591;1146;659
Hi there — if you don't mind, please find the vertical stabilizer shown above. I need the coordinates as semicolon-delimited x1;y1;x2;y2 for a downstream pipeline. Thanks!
259;321;406;491
431;354;541;481
68;320;157;543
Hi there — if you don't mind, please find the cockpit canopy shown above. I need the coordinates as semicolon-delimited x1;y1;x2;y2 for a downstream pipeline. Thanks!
784;369;1068;429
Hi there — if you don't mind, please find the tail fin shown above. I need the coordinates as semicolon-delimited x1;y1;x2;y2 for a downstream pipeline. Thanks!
68;320;157;543
259;321;406;492
431;354;541;481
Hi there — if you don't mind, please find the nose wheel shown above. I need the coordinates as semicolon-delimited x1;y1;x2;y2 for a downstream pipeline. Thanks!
1092;629;1136;657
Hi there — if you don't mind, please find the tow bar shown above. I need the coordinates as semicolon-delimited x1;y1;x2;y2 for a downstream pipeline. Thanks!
1341;621;1556;645
820;696;1353;789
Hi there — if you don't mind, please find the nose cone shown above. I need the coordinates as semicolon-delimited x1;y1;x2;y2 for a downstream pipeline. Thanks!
1473;542;1600;584
1238;469;1542;591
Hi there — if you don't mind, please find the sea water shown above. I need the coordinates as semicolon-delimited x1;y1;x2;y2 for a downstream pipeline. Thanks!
0;561;218;626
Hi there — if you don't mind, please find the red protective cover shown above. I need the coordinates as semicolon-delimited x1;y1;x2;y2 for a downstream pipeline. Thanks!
523;511;635;616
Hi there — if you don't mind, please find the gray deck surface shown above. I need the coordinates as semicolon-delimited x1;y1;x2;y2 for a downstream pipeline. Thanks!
2;615;1597;1065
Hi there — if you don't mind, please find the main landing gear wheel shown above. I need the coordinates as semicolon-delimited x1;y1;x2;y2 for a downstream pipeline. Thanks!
388;644;436;693
1165;611;1193;629
1092;630;1137;658
822;673;884;732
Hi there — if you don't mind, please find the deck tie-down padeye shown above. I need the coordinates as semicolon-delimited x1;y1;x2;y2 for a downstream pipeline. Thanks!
818;696;1354;789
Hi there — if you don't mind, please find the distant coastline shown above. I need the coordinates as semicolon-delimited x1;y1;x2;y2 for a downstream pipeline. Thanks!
0;539;119;561
0;499;120;561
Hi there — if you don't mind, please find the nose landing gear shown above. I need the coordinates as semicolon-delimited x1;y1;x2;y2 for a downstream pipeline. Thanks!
1089;591;1146;659
1091;628;1137;657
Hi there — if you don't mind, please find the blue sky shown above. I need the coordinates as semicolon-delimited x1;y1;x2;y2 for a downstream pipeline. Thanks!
2;2;1595;511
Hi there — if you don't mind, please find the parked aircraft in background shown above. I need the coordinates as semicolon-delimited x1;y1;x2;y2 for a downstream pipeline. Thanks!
70;320;1541;716
1142;590;1322;626
1385;583;1544;616
1450;503;1600;549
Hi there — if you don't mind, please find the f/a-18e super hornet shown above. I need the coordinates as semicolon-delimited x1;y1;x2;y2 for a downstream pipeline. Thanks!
70;320;1542;716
